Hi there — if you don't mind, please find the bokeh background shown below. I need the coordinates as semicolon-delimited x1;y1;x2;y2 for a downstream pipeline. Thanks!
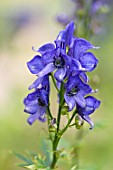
0;0;113;169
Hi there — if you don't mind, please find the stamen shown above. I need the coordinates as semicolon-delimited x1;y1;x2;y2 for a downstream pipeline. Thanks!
38;98;45;106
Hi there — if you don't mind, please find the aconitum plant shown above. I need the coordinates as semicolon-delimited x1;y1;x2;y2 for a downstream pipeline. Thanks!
22;21;100;169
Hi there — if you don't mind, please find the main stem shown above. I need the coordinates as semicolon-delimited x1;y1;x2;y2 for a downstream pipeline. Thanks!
51;82;64;169
50;135;60;169
50;110;77;169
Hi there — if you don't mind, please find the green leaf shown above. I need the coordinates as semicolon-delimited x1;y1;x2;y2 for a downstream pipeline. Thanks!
14;152;33;165
41;139;52;166
26;151;38;157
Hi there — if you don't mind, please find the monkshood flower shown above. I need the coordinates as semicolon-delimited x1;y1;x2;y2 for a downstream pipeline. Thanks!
29;75;50;91
24;88;49;125
64;74;92;111
28;22;99;84
77;96;101;129
68;38;99;76
27;21;75;82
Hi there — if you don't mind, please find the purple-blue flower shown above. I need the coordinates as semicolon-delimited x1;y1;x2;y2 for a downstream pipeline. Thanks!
77;96;101;129
27;22;75;82
29;75;50;91
27;22;99;83
24;88;49;125
64;75;92;111
68;38;99;75
24;21;101;127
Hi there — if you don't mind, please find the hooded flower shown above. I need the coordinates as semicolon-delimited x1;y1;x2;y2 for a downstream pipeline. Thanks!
77;96;101;129
64;75;92;111
68;38;99;76
24;88;49;125
27;22;75;82
28;75;50;91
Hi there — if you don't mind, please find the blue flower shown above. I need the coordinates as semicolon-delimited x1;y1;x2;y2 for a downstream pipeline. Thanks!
55;21;75;50
27;55;44;74
29;75;50;91
68;38;99;73
38;22;75;82
24;88;49;125
27;22;75;82
77;96;101;129
64;75;92;111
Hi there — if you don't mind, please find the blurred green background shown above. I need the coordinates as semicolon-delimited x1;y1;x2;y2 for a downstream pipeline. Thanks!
0;0;113;169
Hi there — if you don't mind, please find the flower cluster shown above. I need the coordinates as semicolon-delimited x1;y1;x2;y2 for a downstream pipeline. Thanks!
24;21;100;129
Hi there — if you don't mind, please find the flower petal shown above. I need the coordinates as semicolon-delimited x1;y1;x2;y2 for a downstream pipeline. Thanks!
73;38;96;60
40;89;49;106
24;100;38;114
29;77;43;90
27;105;47;125
62;54;72;66
55;21;75;49
42;51;54;65
24;91;39;105
84;96;101;115
54;67;66;82
74;93;86;108
55;30;66;49
64;92;76;111
27;114;38;125
37;43;55;54
77;96;101;117
65;21;75;46
80;52;99;72
68;59;82;77
29;76;49;90
79;72;89;83
82;115;94;130
27;55;43;74
38;63;55;77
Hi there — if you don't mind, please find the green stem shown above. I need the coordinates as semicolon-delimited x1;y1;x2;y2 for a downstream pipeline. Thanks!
50;110;77;169
50;83;65;169
47;105;53;141
47;105;53;120
51;73;59;92
56;83;64;132
50;135;60;169
60;110;77;136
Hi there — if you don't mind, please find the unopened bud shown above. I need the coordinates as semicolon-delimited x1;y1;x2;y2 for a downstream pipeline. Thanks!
61;106;69;115
49;118;57;132
75;115;84;129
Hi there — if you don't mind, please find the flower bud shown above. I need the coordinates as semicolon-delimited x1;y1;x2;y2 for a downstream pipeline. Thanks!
75;115;84;129
49;118;57;132
61;106;69;115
